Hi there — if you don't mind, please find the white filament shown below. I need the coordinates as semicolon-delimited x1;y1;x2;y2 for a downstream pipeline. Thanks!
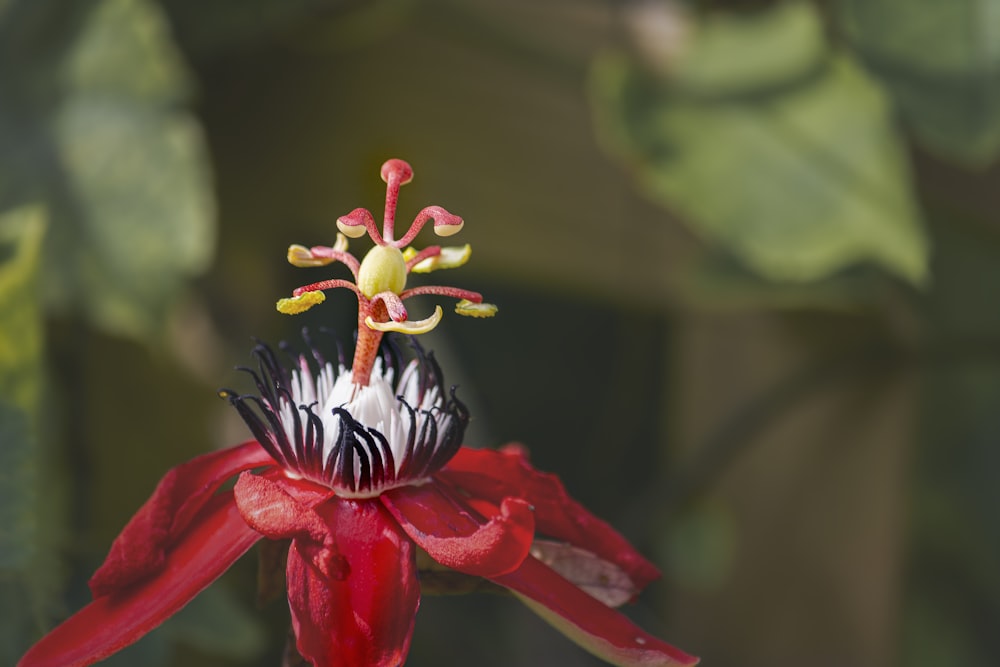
275;357;453;490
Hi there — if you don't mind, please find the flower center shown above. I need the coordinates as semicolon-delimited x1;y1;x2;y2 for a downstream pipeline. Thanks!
272;158;497;387
222;337;468;498
356;245;407;298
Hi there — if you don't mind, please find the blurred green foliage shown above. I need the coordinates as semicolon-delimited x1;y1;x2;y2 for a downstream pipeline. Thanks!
0;0;214;339
3;0;1000;666
839;0;1000;166
591;2;927;296
0;207;61;663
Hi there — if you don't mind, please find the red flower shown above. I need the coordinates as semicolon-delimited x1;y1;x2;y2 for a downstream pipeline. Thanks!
19;340;697;667
19;159;698;667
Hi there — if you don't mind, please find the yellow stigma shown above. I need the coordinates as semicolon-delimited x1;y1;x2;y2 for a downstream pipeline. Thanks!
277;290;326;314
455;299;498;318
403;244;472;273
366;306;443;334
357;245;407;298
287;233;349;267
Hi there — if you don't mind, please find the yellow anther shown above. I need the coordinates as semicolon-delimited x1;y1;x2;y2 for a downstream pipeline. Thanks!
277;290;326;315
336;220;368;238
287;245;329;267
434;220;464;237
455;300;497;318
287;234;348;267
365;306;443;334
403;244;472;273
357;245;407;298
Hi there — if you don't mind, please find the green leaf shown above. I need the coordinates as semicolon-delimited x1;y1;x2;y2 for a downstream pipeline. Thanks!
51;97;214;336
666;1;827;96
0;206;63;664
838;0;1000;166
590;3;929;289
49;0;215;337
62;0;189;102
0;0;215;339
0;206;45;418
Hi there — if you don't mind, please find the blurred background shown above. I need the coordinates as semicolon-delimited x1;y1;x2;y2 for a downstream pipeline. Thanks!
2;0;1000;665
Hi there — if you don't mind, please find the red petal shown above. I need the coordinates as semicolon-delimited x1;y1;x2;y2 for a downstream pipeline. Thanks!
19;492;260;667
90;441;273;596
381;483;534;577
440;445;660;591
492;556;699;667
233;469;334;543
287;498;420;667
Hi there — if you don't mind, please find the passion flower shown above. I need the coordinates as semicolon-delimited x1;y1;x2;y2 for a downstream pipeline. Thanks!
19;159;698;667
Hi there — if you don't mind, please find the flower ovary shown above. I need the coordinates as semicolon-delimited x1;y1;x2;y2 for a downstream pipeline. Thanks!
357;245;407;298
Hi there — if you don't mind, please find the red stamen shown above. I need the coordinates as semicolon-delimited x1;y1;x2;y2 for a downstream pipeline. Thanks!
399;285;484;303
292;279;363;299
307;246;361;279
380;159;413;244
395;207;463;248
337;208;384;246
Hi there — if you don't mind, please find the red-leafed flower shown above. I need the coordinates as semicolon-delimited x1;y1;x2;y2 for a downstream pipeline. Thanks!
19;160;698;667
